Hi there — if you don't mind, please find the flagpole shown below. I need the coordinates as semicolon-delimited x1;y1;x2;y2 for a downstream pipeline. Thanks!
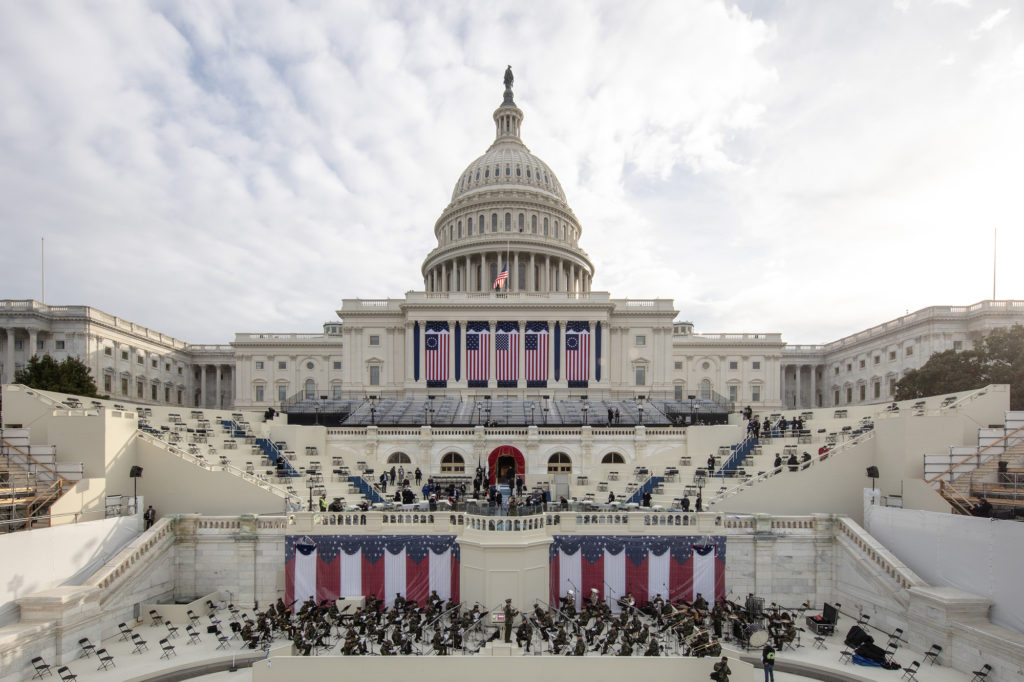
992;228;997;300
506;240;510;291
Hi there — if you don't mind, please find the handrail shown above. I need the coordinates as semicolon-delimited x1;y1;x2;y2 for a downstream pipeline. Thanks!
1;436;71;486
924;423;1024;485
939;481;975;515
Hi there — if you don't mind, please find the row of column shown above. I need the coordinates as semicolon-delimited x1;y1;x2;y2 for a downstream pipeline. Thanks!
425;251;592;294
783;363;821;409
405;320;598;387
196;364;232;409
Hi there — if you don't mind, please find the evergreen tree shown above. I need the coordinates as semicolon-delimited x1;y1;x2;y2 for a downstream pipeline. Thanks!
14;354;99;398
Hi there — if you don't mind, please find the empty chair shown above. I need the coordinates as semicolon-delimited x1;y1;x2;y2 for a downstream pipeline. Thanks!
164;620;180;640
30;656;52;679
185;624;202;645
117;622;134;641
149;608;163;626
922;643;942;665
888;627;906;645
900;661;920;682
971;664;992;682
215;626;231;650
95;649;115;671
856;613;870;627
159;638;177;660
186;609;200;626
130;632;149;654
884;642;899;662
77;638;96;659
56;667;77;682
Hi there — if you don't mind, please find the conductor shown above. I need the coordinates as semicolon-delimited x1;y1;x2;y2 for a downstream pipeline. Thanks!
503;598;517;643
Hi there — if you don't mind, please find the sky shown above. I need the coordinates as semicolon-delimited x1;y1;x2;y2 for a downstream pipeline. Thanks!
1;0;1022;345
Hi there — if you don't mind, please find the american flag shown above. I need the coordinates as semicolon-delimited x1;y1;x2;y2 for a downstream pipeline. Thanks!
495;322;519;384
493;265;508;290
525;322;548;384
549;535;726;610
425;322;449;383
466;322;489;384
565;321;590;382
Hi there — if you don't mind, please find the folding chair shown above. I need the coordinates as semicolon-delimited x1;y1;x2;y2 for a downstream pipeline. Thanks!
901;661;920;682
165;620;180;640
56;667;78;682
95;649;115;671
971;664;992;682
187;609;200;627
228;620;242;640
30;656;52;679
888;627;906;645
130;633;149;654
884;642;899;663
214;626;231;650
77;638;96;659
159;638;177;660
856;614;870;627
149;609;163;626
117;622;134;642
922;644;942;666
185;625;202;645
839;649;853;664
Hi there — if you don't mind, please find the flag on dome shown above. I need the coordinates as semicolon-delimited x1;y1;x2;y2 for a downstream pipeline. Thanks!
425;322;449;385
466;322;490;386
493;265;508;289
548;535;726;611
565;321;590;384
285;535;460;609
525;322;549;386
496;321;519;385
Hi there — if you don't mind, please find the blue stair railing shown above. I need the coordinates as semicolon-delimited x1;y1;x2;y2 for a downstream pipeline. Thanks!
626;475;664;505
348;476;387;505
713;436;758;477
255;438;300;477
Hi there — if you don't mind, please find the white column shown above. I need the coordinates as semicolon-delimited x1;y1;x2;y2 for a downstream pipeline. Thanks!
3;329;13;383
569;264;576;294
513;251;520;291
811;366;818;408
216;365;223;409
200;365;207;408
557;260;563;292
27;329;38;359
529;253;536;291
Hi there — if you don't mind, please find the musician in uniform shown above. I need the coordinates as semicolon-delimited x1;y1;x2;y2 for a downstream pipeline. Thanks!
617;637;633;656
379;639;395;655
694;592;709;612
432;628;448;655
712;656;731;681
516;616;533;652
552;625;568;651
572;634;586;656
503;598;517;642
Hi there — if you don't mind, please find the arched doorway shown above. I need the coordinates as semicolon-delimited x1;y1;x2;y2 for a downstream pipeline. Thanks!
487;445;525;486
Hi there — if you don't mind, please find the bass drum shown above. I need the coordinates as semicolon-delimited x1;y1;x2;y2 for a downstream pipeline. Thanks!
746;623;769;647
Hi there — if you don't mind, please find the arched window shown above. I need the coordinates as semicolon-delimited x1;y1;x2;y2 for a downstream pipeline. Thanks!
601;453;625;464
304;379;316;400
516;166;521;177
548;453;572;473
449;225;453;240
457;220;462;237
485;168;490;178
468;217;473;235
505;213;511;231
544;217;549;235
518;213;525;232
387;452;411;464
505;165;511;176
441;452;465;473
531;215;537;233
700;379;713;400
492;213;498;232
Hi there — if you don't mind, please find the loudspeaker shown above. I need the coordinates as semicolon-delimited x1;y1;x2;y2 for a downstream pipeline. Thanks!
129;466;144;478
866;466;879;479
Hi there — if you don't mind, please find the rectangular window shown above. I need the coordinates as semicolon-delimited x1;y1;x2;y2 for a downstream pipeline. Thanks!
137;355;144;365
846;387;853;403
846;363;852;372
728;385;738;401
104;375;112;392
56;340;66;350
674;361;683;370
14;340;22;351
121;350;129;360
889;351;896;361
256;386;265;402
906;346;913;356
752;361;761;370
151;384;157;400
635;335;646;346
255;361;264;370
36;340;44;350
278;385;287;401
859;359;865;369
752;385;761;402
278;361;287;370
177;390;183;404
859;385;866;401
635;366;646;386
369;366;380;386
165;363;170;371
873;382;881;399
333;361;342;370
953;341;963;351
674;385;683;401
729;361;738;370
164;387;170;402
136;380;143;398
332;386;342;399
369;335;380;346
152;358;158;368
178;367;183;375
873;356;880;365
121;377;128;395
104;346;112;356
889;379;897;396
835;389;841;405
834;367;839;375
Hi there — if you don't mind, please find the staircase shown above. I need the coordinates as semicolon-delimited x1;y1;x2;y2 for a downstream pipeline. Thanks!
929;420;1024;514
0;429;80;532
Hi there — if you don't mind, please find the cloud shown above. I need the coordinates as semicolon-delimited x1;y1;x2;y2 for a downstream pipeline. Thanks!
0;0;1022;349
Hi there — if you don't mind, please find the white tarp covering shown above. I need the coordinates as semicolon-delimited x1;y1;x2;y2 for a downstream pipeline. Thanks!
865;505;1024;634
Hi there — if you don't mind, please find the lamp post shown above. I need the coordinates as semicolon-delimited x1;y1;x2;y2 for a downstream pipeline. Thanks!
477;404;482;425
694;468;706;491
582;404;588;426
306;475;316;512
530;404;535;425
637;404;644;425
543;406;549;424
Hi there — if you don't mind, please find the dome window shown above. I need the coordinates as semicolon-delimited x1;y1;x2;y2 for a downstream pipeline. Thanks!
505;165;511;176
531;215;537;233
476;171;480;181
485;168;489;178
505;213;511;231
526;169;531;178
543;217;549;235
492;213;498;232
518;213;525;232
495;165;500;176
468;217;473;235
516;167;521;177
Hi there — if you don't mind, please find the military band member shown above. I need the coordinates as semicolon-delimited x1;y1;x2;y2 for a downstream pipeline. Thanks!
503;598;517;642
573;634;586;655
516;616;533;651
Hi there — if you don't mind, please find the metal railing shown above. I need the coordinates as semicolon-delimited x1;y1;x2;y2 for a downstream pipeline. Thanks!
924;423;1024;486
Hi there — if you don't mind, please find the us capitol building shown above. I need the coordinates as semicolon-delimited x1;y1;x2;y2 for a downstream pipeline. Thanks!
1;72;1022;413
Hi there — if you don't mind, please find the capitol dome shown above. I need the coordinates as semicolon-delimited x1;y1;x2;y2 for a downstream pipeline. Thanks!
422;69;594;295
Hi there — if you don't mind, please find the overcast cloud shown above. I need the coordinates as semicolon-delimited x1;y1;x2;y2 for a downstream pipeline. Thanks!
0;0;1021;345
